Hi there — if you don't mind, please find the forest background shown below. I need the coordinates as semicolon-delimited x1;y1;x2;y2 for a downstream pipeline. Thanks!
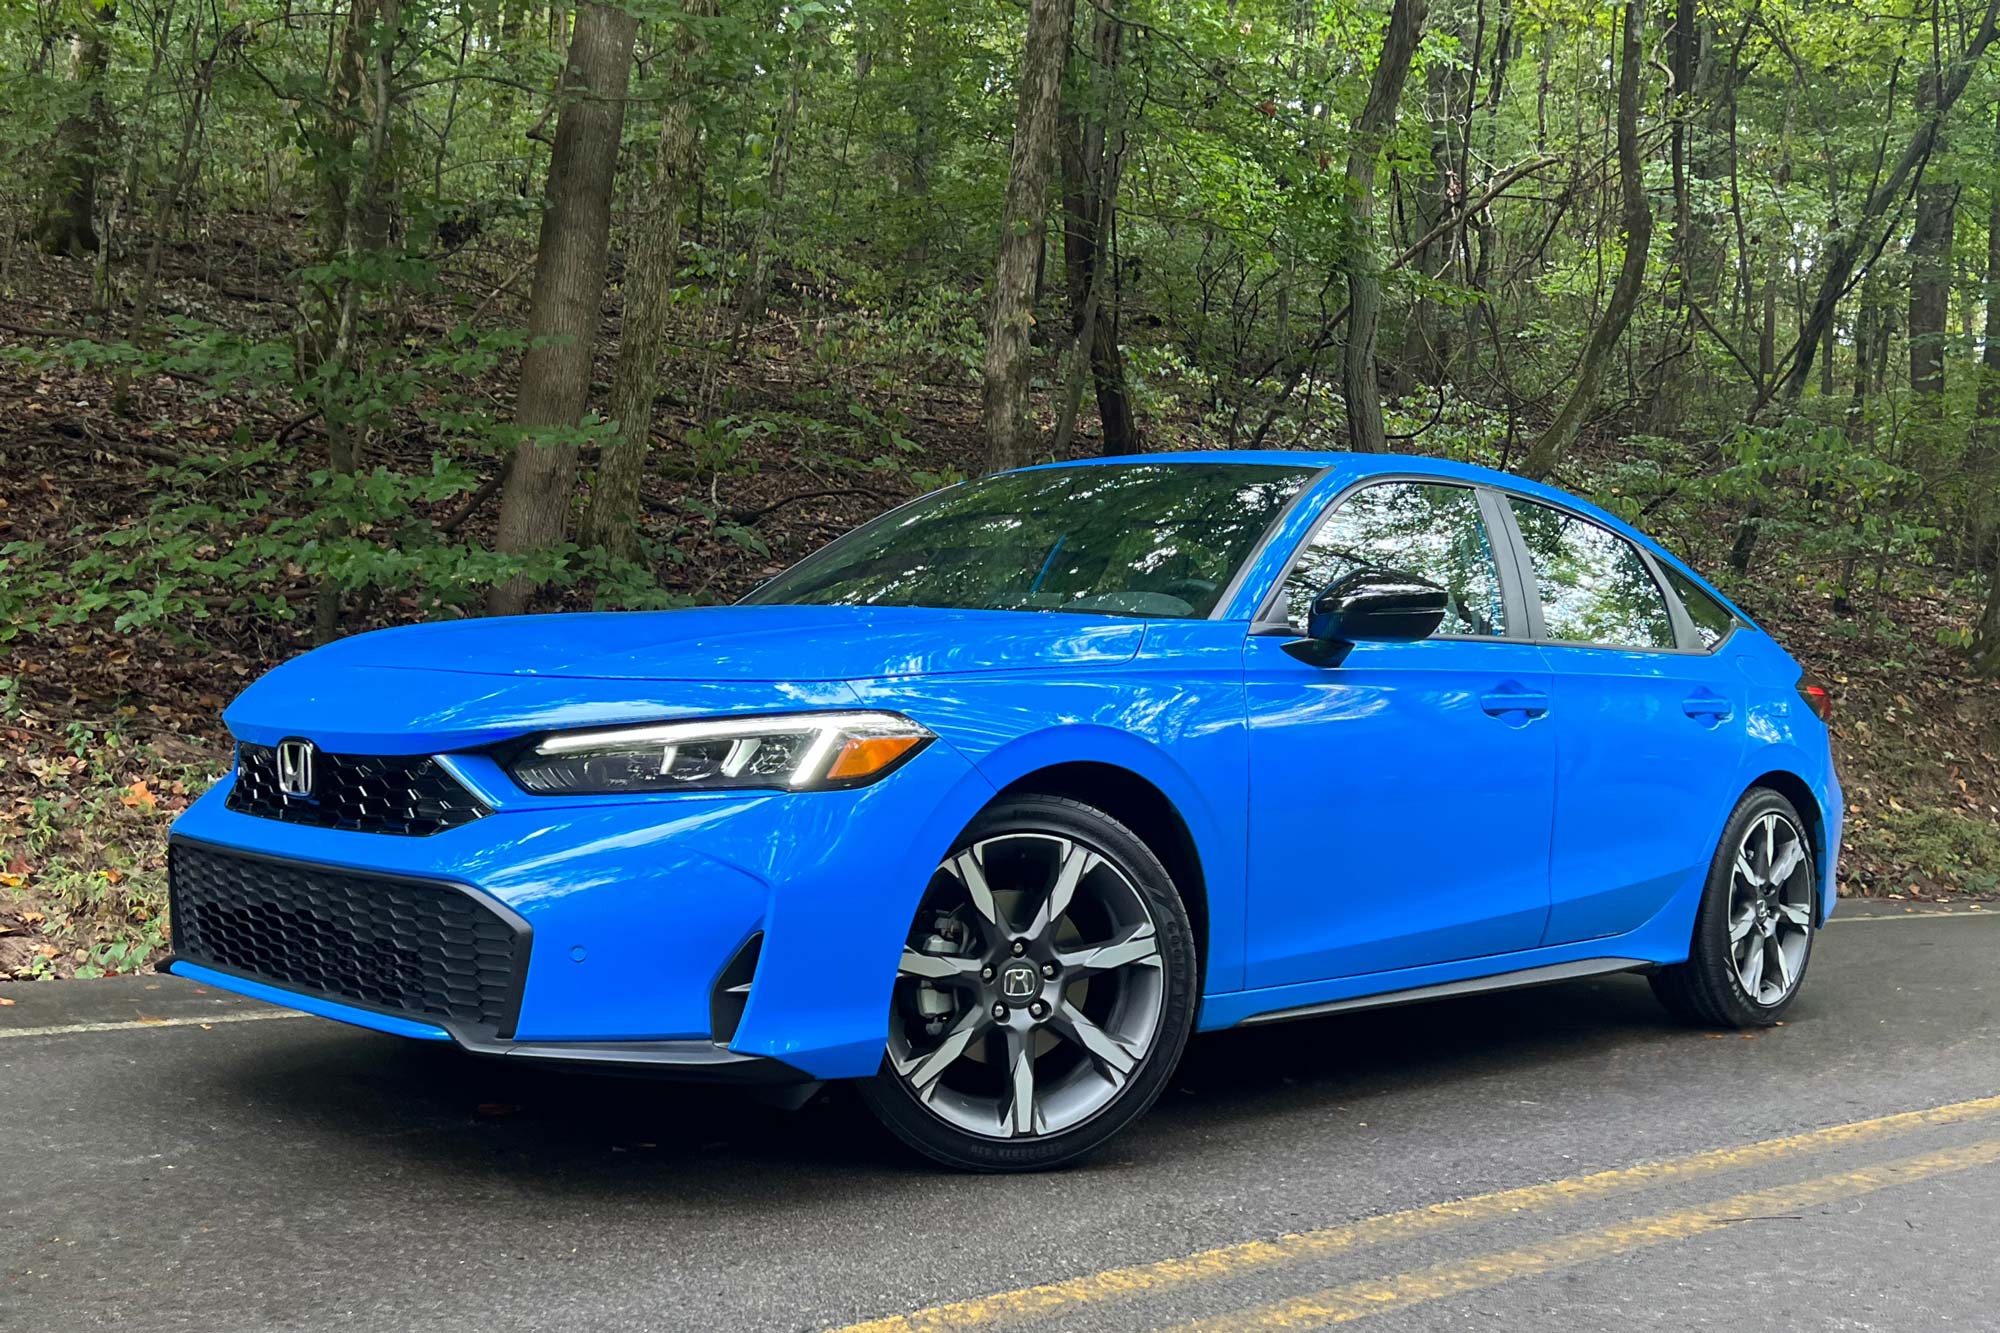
4;0;1999;978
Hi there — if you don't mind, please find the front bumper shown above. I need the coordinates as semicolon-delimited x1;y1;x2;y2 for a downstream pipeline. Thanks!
166;737;995;1081
160;958;812;1082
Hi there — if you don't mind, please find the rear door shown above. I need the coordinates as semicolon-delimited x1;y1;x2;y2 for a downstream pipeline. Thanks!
1242;480;1556;987
1499;496;1750;944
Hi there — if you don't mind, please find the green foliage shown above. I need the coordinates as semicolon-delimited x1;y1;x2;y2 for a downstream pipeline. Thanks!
0;708;210;979
1707;419;1938;602
5;0;2000;975
1874;808;2000;893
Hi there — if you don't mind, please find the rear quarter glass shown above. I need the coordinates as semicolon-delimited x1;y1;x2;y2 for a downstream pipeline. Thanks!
1660;565;1736;649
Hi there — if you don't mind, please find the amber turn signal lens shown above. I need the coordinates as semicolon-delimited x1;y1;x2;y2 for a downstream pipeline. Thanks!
826;734;927;780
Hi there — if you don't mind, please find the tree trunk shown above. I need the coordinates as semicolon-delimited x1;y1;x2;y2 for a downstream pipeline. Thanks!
1090;304;1136;454
1731;0;1997;584
1971;101;2000;559
980;0;1077;472
733;22;807;338
1977;545;2000;676
302;0;401;643
34;0;117;257
124;3;221;352
1907;70;1954;400
1667;0;1695;312
1777;0;2000;403
489;1;640;615
1340;0;1428;454
1402;50;1457;383
1851;285;1874;411
1054;4;1135;457
585;0;717;561
1758;92;1793;388
1521;0;1650;479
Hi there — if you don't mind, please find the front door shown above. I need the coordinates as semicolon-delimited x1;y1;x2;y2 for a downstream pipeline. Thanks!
1243;480;1556;988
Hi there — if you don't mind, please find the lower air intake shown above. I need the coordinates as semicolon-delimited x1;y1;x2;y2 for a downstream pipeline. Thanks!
169;840;529;1038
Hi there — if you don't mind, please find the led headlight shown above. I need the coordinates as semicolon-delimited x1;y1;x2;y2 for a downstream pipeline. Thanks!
505;711;934;795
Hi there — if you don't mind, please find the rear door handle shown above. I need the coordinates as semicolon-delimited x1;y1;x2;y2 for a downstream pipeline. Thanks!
1682;693;1734;723
1480;685;1550;720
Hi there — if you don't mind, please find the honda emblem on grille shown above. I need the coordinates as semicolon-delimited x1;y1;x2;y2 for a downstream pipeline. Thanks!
276;739;317;799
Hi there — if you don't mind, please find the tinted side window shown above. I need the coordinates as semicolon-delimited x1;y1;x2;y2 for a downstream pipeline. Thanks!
1507;499;1676;648
1279;482;1506;636
1662;565;1736;649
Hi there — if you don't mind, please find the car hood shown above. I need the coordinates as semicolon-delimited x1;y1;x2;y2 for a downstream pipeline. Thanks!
222;605;1147;753
317;605;1146;681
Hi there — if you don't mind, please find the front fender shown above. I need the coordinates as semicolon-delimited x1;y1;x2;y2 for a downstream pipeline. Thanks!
853;644;1250;994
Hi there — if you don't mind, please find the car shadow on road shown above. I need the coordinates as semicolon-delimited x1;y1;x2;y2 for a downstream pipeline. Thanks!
1164;972;1690;1115
194;971;1786;1194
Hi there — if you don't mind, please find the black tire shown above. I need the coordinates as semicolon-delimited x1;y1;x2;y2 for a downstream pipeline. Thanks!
859;795;1199;1171
1651;787;1818;1028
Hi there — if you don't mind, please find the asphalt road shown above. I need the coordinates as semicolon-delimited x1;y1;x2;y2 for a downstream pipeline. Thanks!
4;902;1998;1333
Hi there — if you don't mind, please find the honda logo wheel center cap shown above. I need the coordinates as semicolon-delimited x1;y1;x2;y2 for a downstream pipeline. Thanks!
998;962;1039;1002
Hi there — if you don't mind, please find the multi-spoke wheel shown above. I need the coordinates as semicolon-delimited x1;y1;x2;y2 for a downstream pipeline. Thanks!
1652;788;1818;1027
860;795;1197;1171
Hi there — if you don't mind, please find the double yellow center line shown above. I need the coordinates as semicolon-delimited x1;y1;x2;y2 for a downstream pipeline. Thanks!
1164;1135;2000;1331
832;1091;2000;1333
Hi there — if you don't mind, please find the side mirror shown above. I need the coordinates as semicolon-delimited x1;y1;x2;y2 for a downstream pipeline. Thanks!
1287;569;1449;666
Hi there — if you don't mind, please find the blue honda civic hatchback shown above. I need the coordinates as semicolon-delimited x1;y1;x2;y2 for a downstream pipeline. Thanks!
166;452;1841;1170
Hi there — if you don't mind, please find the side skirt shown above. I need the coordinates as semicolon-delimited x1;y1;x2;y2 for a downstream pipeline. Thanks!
1233;957;1650;1028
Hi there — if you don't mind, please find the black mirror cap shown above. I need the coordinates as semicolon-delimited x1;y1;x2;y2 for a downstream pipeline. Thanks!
1306;568;1450;645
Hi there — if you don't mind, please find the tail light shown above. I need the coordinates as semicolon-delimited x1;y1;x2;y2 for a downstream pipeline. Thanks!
1796;676;1833;722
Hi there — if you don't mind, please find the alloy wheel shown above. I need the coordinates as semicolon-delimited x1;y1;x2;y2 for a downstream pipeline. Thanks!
1726;810;1813;1005
885;832;1167;1140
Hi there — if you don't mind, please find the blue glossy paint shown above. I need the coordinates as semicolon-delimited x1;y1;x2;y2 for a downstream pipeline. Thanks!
170;451;1843;1083
1243;633;1558;985
1536;642;1751;944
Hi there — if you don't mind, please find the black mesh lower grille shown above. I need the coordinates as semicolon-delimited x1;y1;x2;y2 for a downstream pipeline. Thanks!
226;744;489;837
169;841;529;1037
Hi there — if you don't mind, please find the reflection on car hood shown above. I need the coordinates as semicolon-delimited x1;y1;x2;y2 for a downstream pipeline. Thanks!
220;606;1148;752
318;605;1147;681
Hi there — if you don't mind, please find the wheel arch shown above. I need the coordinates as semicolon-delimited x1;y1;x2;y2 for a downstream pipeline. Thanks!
989;761;1211;980
1742;767;1830;903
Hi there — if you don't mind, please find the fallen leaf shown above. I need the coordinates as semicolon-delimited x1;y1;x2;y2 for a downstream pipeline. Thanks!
0;996;15;1006
119;780;158;812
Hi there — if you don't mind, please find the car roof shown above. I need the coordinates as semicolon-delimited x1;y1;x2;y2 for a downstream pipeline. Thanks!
1022;449;1573;505
1014;450;1755;628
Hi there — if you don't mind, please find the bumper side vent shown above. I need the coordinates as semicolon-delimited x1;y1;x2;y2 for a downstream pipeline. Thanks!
709;932;763;1046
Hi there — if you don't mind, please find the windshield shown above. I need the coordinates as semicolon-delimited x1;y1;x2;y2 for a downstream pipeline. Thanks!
743;463;1314;619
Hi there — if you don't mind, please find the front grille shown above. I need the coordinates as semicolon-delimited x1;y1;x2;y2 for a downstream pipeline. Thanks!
169;841;529;1037
227;743;488;836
